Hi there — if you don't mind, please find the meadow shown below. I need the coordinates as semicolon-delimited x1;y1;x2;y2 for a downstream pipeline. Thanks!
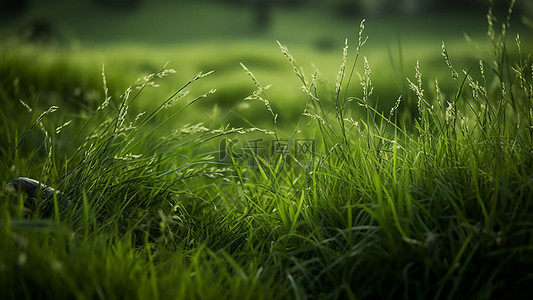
1;1;533;299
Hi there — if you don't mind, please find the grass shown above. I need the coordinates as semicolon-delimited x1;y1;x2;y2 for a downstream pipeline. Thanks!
1;1;533;299
0;1;504;127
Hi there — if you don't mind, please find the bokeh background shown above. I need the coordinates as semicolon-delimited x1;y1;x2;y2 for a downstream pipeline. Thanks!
1;0;532;129
2;0;531;45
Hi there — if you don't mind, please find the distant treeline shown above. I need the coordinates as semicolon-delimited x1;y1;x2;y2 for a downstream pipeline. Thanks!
1;0;529;18
219;0;528;16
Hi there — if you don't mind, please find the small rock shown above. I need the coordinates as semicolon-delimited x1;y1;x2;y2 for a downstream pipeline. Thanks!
5;177;62;199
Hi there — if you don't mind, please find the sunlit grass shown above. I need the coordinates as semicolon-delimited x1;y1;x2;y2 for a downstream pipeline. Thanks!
1;2;533;299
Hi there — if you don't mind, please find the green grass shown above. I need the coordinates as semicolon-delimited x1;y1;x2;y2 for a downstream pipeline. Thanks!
1;2;533;299
0;1;508;128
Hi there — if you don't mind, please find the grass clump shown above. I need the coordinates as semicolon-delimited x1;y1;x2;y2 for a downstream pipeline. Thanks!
1;1;533;299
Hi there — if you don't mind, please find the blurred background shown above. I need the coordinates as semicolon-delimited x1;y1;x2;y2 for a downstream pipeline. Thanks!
2;0;531;46
0;0;532;129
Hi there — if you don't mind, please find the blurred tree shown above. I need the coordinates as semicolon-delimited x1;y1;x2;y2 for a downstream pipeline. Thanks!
252;0;272;32
92;0;142;11
429;0;486;11
20;19;66;45
276;0;305;8
0;0;29;16
326;0;522;16
334;0;361;18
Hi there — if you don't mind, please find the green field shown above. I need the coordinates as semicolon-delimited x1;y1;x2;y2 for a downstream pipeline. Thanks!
1;1;533;299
